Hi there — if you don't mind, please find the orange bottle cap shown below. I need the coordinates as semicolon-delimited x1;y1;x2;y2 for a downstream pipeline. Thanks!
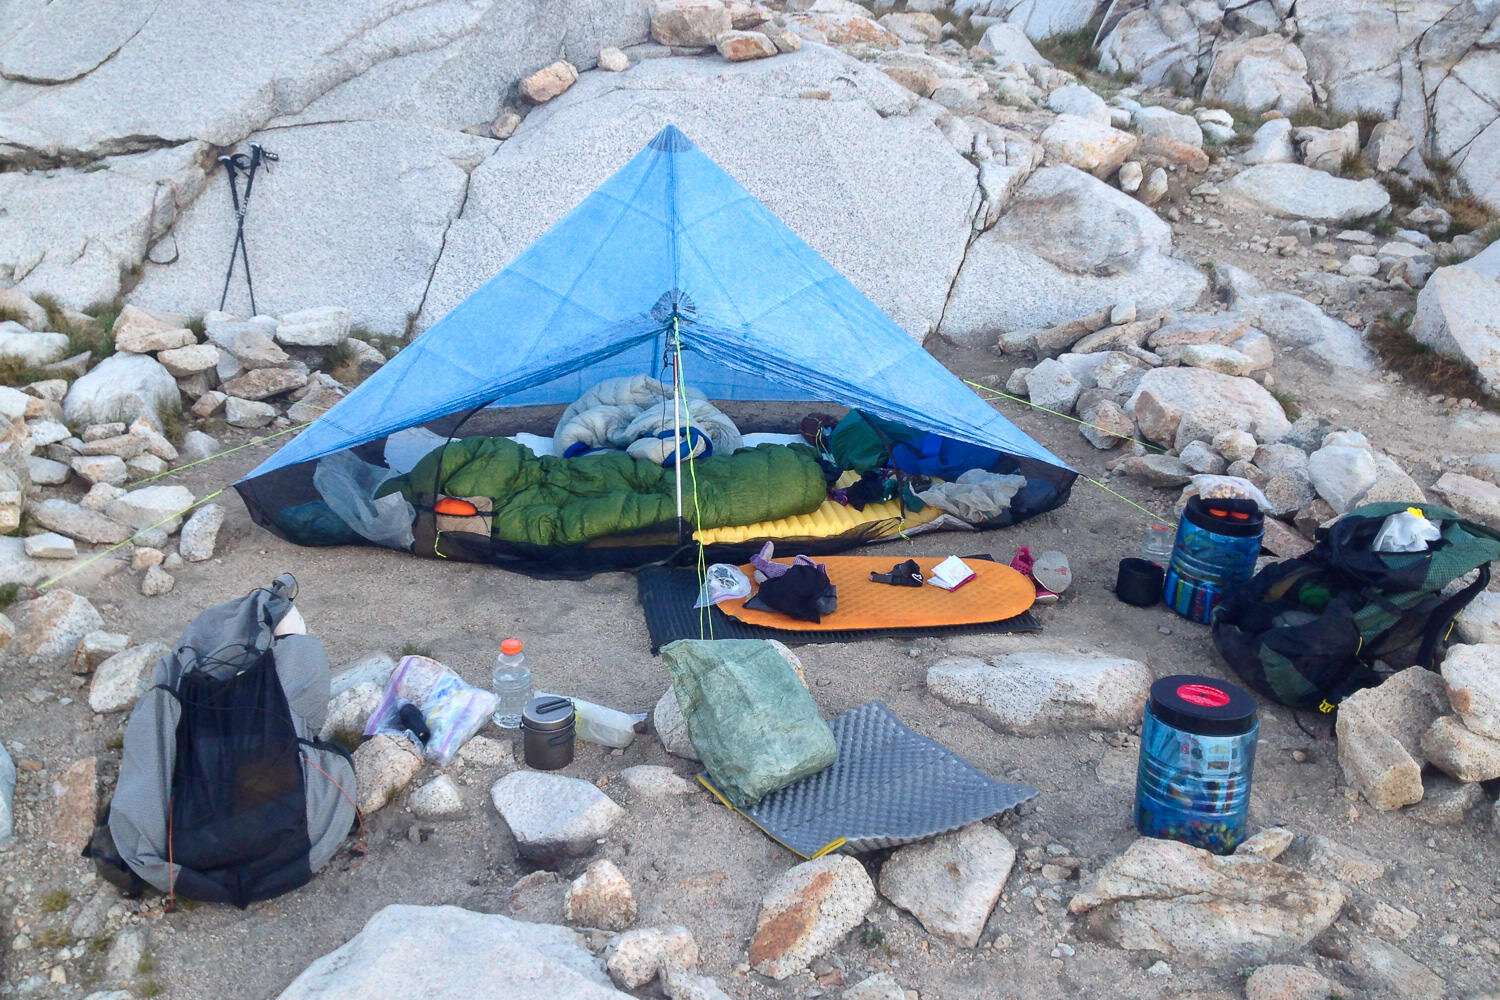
501;638;523;655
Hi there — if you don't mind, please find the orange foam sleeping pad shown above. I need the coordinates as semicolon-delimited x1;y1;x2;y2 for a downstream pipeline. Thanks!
719;556;1036;632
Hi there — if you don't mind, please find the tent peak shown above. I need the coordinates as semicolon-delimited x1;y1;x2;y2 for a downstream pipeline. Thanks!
648;124;696;152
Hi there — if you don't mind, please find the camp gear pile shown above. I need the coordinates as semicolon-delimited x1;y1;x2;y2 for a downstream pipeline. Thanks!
1212;502;1500;710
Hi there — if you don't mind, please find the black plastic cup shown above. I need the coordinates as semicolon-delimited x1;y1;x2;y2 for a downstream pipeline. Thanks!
1116;558;1165;607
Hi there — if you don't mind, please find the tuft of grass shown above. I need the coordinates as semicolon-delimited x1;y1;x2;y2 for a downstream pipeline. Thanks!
925;6;983;47
0;305;30;325
1446;196;1497;236
859;925;886;948
1287;105;1355;130
0;357;54;387
1035;25;1098;72
106;732;125;751
1338;150;1374;180
0;582;20;608
1370;311;1498;411
187;315;206;339
41;889;71;913
137;953;155;974
321;341;355;370
35;927;73;948
91;933;114;953
141;981;164;998
1268;388;1302;421
31;293;117;361
399;643;433;660
155;400;184;446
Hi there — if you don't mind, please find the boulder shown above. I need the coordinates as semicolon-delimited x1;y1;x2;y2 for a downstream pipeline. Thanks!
876;823;1016;947
1364;120;1415;173
877;12;941;43
1299;835;1387;885
941;166;1206;341
1433;472;1500;531
275;306;351;347
651;0;731;46
1410;264;1500;400
1242;118;1296;165
409;774;466;821
1203;34;1313;116
926;651;1151;735
105;484;195;533
1420;716;1500;782
23;532;76;561
71;455;129;487
785;9;901;49
1221;164;1391;223
1116;453;1192;489
178;503;225;562
716;30;776;62
225;397;276;428
520;61;580;104
748;855;875;980
1295;121;1360;174
29;498;132;545
1040;115;1138;178
352;734;424;814
1307;443;1378;514
0;323;69;367
1046;84;1110;125
1126;367;1290;445
5;588;103;670
1132;106;1202;148
112;305;194;354
320;681;383;747
490;770;625;865
139;565;175;596
564;859;637;931
1096;3;1199;88
277;905;631;1000
976;22;1050;68
89;642;171;714
1456;589;1500;644
1068;837;1345;965
1335;667;1448;809
331;652;399;698
0;290;49;331
1316;927;1445;999
156;343;219;377
1234;292;1374;371
63;353;180;431
1024;358;1082;414
606;926;699;989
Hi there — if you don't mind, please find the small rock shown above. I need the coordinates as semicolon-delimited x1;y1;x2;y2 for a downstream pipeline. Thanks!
519;60;578;104
489;770;625;865
89;642;170;713
1244;964;1342;1000
225;397;276;428
716;29;776;61
1433;472;1500;532
618;764;698;798
74;630;130;674
607;926;699;989
841;972;907;1000
1234;827;1294;861
139;565;174;597
70;455;128;487
1118;160;1143;193
660;960;733;1000
927;652;1150;735
352;734;424;814
1139;166;1168;205
1420;715;1500;782
748;855;875;980
1300;835;1386;885
178;503;224;562
47;756;97;853
4;588;104;669
877;823;1016;947
1336;667;1447;809
409;774;465;820
179;429;221;463
598;46;629;72
275;306;350;348
564;858;636;931
490;111;522;140
23;533;75;560
130;547;164;570
654;687;699;761
102;927;145;987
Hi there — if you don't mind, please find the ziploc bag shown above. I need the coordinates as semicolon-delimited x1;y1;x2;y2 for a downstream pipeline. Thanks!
364;655;498;765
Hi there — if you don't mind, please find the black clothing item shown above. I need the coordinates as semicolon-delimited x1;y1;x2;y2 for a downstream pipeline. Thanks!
746;563;839;622
870;559;924;587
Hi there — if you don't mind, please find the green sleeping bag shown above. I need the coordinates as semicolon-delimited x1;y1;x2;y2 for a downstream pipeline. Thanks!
377;437;828;548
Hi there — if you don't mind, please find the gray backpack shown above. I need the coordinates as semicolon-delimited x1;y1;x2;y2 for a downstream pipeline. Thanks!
86;575;359;908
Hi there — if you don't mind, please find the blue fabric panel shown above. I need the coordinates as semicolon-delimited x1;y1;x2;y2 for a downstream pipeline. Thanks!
242;126;1069;484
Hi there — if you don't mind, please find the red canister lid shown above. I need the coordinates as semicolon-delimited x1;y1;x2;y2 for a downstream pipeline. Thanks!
1149;674;1257;736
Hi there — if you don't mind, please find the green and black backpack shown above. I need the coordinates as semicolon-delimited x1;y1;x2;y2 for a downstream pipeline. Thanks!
1211;502;1500;712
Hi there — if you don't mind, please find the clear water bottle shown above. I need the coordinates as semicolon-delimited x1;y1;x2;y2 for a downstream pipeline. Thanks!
491;638;530;729
1141;522;1175;566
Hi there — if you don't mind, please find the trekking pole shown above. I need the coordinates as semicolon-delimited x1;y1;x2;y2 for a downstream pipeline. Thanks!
234;142;278;316
216;154;247;311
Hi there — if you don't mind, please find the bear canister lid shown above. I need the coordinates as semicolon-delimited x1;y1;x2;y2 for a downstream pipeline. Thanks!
1148;674;1257;736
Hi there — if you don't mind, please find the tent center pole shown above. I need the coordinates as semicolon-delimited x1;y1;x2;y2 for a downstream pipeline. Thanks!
671;319;683;527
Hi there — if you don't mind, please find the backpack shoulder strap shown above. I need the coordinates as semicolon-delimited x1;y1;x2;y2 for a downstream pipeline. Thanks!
1415;563;1491;668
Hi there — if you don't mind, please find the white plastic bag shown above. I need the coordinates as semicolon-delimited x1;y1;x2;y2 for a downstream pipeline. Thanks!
363;655;498;765
1374;508;1441;553
1188;474;1273;511
314;450;416;550
694;564;752;607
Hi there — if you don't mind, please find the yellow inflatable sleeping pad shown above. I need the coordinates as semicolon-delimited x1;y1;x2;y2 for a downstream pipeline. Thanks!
694;471;946;545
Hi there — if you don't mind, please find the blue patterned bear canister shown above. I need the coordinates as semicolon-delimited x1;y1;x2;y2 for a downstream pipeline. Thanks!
1163;496;1264;623
1135;675;1258;854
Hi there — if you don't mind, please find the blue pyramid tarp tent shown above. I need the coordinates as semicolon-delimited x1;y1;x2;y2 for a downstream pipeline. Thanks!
237;126;1074;569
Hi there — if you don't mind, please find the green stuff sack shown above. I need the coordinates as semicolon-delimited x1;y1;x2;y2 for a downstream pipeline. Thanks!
660;639;836;808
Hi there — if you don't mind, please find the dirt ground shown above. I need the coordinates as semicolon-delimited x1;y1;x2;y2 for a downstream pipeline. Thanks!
2;317;1497;1000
